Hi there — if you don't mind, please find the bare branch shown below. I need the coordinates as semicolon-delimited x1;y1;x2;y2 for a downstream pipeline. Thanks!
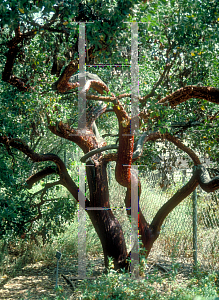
132;131;201;166
31;180;61;197
55;60;79;93
0;136;88;203
80;79;111;96
81;144;118;163
0;136;66;174
151;169;199;230
151;164;219;232
132;131;161;160
157;86;219;108
164;133;201;165
141;46;177;104
86;105;108;129
47;120;100;153
26;166;59;189
2;27;36;91
195;165;219;193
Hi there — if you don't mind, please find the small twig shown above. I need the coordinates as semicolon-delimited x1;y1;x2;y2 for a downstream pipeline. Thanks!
154;263;169;273
31;180;61;197
61;274;75;291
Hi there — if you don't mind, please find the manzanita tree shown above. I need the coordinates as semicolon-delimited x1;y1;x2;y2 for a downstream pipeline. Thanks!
0;0;219;270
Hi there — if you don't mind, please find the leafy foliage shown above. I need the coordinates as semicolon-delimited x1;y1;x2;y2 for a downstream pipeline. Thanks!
0;0;218;252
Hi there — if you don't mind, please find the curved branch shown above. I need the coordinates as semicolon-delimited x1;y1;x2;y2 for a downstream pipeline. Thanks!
0;137;66;173
55;60;79;92
132;131;161;160
94;131;160;164
151;164;219;232
195;165;219;193
47;120;99;154
141;57;176;105
164;132;201;165
133;131;201;165
31;180;61;197
157;86;219;108
86;105;108;129
80;79;110;95
2;28;36;91
150;168;199;231
82;131;161;164
81;144;118;163
0;136;88;204
26;166;59;189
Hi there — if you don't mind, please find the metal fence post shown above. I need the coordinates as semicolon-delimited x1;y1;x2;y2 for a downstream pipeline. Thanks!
192;188;198;267
55;251;62;288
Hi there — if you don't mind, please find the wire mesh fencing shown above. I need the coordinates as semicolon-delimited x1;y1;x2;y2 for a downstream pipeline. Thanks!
140;168;219;270
108;164;219;271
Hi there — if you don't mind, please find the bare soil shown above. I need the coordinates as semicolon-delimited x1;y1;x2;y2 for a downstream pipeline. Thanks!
0;255;105;300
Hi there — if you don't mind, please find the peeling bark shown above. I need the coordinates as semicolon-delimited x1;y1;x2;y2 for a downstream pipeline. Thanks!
2;29;219;270
112;99;134;187
157;86;219;108
86;161;128;269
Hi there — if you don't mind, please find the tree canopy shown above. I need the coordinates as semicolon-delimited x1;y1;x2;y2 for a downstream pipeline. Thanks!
0;0;219;268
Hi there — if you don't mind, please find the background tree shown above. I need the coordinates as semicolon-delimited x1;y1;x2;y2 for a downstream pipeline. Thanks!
0;0;219;270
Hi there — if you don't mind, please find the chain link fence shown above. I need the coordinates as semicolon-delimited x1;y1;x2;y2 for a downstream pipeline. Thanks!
108;162;219;271
142;169;218;270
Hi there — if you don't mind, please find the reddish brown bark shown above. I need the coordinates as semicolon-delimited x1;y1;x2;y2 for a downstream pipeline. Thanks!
2;25;219;269
85;161;128;269
111;98;158;257
157;86;219;108
113;99;134;187
56;61;79;92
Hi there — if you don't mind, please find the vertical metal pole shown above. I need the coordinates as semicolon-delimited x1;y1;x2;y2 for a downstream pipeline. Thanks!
55;259;59;288
193;188;198;267
55;251;62;288
182;169;186;184
108;161;111;186
78;164;86;278
64;150;67;167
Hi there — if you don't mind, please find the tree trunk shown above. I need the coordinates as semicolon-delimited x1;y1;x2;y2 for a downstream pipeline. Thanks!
85;159;129;270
